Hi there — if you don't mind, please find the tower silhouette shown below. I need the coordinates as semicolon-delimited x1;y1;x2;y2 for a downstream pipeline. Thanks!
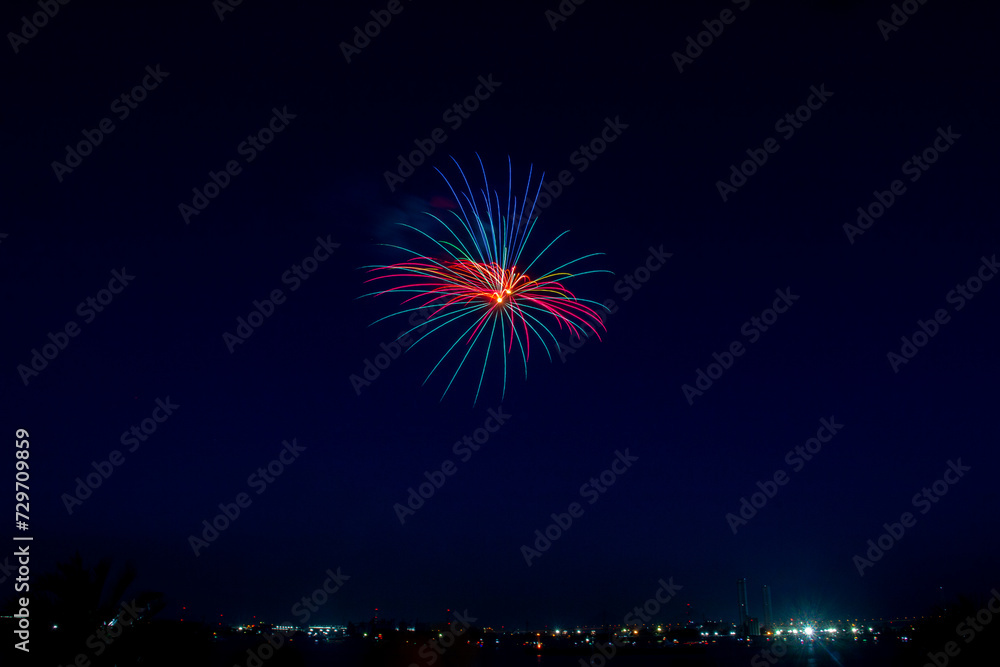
762;584;773;632
737;578;749;637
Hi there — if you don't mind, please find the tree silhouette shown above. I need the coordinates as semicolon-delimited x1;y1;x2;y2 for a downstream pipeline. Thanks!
3;552;165;666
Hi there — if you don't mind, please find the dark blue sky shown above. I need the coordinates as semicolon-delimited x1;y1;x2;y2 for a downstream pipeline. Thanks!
3;0;999;631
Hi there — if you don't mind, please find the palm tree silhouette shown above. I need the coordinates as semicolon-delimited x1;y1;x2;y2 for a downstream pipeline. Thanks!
3;552;164;665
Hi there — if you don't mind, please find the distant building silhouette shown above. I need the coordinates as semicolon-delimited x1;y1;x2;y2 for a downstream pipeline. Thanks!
762;584;773;632
737;578;749;637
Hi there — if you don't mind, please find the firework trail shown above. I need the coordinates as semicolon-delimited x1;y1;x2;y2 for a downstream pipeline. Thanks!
363;155;610;403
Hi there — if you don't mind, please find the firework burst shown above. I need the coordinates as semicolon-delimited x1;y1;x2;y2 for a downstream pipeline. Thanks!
362;155;610;403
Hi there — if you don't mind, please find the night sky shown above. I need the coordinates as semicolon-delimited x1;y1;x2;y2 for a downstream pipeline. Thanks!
4;0;999;633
